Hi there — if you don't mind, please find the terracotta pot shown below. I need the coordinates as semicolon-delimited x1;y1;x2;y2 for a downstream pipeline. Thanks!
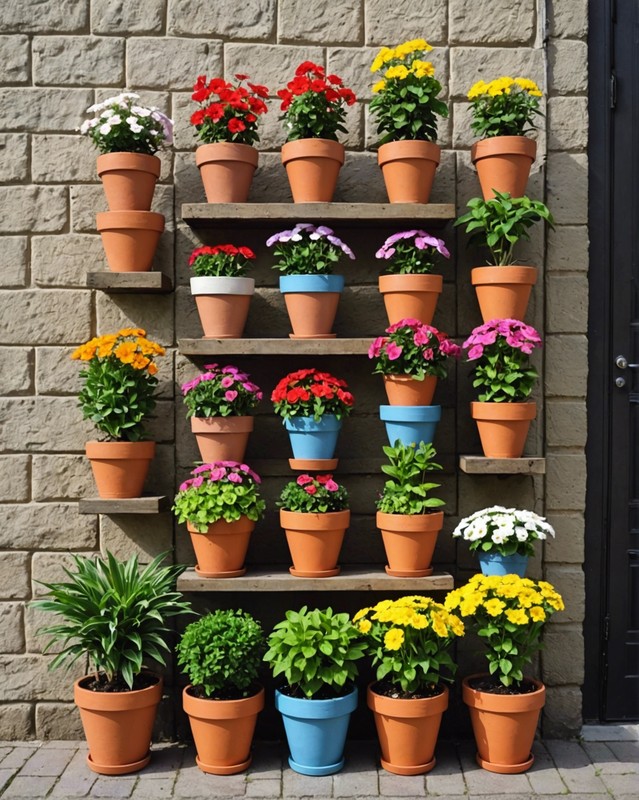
280;509;350;577
280;274;344;338
74;673;162;775
378;140;441;204
183;685;264;775
383;374;437;406
367;683;449;775
471;136;537;200
471;401;537;458
85;441;155;499
190;276;255;339
196;143;258;203
190;416;254;464
187;517;255;578
379;274;443;326
281;138;345;202
462;674;545;773
96;211;164;272
471;266;538;323
376;510;444;577
96;152;161;211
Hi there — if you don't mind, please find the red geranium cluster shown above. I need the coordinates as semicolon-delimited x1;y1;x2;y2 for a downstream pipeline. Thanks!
271;368;355;421
277;62;356;141
189;244;256;278
190;73;269;146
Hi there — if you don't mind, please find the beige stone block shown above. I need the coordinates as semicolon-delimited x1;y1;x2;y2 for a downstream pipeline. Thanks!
457;474;540;518
450;0;535;44
144;400;175;444
548;96;588;151
0;133;28;182
0;34;29;83
0;347;33;394
334;151;389;203
0;602;25;652
0;703;32;739
0;88;93;132
547;153;588;224
546;453;587;511
99;514;174;563
0;235;28;287
95;292;174;347
172;91;198;152
127;37;223;91
32;454;93;501
168;0;275;38
33;35;124;86
549;39;588;94
542;625;585;685
35;347;83;395
544;512;585;563
247;152;297;203
0;552;30;599
543;685;582;738
91;0;165;34
0;504;96;550
0;1;87;33
0;455;30;502
547;273;588;333
0;397;96;453
35;703;84;739
279;0;361;42
32;234;103;288
547;225;589;272
545;334;588;397
549;0;588;38
0;186;67;234
225;43;325;92
0;289;91;345
365;0;447;45
450;47;544;99
32;134;96;183
546;400;587;448
31;551;93;597
0;654;75;701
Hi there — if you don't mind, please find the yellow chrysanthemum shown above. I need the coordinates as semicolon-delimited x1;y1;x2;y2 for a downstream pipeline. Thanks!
353;607;370;622
449;616;465;637
529;606;546;622
394;38;432;59
371;46;394;72
505;608;528;625
358;619;372;634
514;76;543;96
467;79;488;99
411;60;435;78
385;64;409;80
118;327;145;337
114;341;137;364
384;628;405;651
484;598;506;617
410;614;428;630
372;79;386;93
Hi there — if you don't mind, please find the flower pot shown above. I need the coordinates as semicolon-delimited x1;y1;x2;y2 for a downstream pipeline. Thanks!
190;416;254;464
280;509;350;578
281;138;345;202
376;510;444;577
471;136;537;200
96;152;161;212
190;276;255;339
462;674;545;774
182;685;265;775
379;404;441;447
471;401;537;459
377;140;441;204
85;441;155;499
275;686;358;776
284;414;342;460
471;266;538;323
187;517;255;578
74;673;162;775
96;211;165;273
383;374;437;406
195;142;258;203
478;551;529;578
378;273;443;326
367;683;449;775
279;274;344;338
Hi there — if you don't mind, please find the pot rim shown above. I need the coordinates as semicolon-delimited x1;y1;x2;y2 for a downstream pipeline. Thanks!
470;265;538;286
376;509;444;531
74;672;163;711
195;141;259;166
471;135;537;162
280;508;351;528
190;415;254;433
274;684;357;716
379;403;441;422
96;152;162;177
186;517;256;536
189;276;255;296
281;138;345;164
377;139;441;166
182;684;265;719
470;401;537;421
279;274;345;293
367;681;449;717
378;273;443;292
462;673;545;712
85;440;156;458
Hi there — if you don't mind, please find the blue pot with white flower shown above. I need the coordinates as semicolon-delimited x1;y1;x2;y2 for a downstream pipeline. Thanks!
477;551;529;577
285;415;341;460
379;404;441;446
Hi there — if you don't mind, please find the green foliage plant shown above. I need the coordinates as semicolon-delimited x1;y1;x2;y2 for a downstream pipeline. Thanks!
33;552;192;690
376;441;445;516
455;191;554;267
264;606;366;699
467;76;543;139
277;474;349;513
176;609;266;699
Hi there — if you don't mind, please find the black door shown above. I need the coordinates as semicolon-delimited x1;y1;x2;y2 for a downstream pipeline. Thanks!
587;0;639;721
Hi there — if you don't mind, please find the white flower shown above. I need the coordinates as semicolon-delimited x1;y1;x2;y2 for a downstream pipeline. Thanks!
515;526;529;542
79;119;92;134
132;105;151;117
492;530;507;544
99;123;112;136
126;115;138;125
129;121;143;133
101;108;115;118
149;129;158;135
110;115;121;125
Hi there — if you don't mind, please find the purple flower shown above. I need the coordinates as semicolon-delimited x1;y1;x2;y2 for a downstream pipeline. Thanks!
225;390;238;402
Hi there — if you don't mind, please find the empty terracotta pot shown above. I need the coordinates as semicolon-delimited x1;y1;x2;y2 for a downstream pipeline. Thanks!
379;273;443;326
96;211;164;272
196;143;258;203
471;266;538;322
85;440;155;499
471;401;537;458
376;510;444;577
280;509;350;577
187;517;255;578
190;276;255;339
191;416;254;463
281;138;345;202
383;374;437;406
96;152;161;211
471;136;537;200
378;140;441;204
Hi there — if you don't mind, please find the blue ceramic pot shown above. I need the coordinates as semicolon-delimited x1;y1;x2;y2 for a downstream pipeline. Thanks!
477;551;529;578
284;415;342;460
379;404;441;447
275;686;358;776
279;274;345;294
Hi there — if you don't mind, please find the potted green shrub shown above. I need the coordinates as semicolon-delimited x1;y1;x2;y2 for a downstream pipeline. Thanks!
376;441;445;577
176;609;266;775
264;606;366;776
33;552;191;775
173;461;266;578
278;473;350;577
355;596;464;774
455;191;554;322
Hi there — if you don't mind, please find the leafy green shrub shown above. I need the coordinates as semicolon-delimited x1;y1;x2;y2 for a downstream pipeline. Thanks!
277;474;349;513
377;441;445;515
467;76;542;139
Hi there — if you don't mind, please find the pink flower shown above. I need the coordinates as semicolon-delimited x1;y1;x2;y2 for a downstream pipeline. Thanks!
386;342;403;360
179;479;193;492
209;467;226;481
221;375;235;388
222;366;239;374
325;479;339;491
203;363;219;370
225;390;238;402
304;484;317;495
440;339;461;358
423;348;434;361
368;336;386;358
413;328;430;346
228;472;243;483
467;344;484;360
297;474;313;486
192;476;204;488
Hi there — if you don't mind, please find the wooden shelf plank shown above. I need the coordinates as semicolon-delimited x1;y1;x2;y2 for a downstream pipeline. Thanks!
182;202;455;229
177;567;454;592
86;272;173;293
78;496;170;514
178;337;372;356
459;456;546;475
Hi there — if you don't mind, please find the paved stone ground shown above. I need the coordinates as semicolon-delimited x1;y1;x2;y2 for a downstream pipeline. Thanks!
0;739;636;799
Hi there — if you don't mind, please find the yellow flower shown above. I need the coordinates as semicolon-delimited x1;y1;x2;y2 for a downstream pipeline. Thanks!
118;327;145;337
131;354;150;371
384;628;404;650
410;614;428;630
385;64;409;81
358;619;372;634
467;79;488;99
147;362;158;376
114;341;137;364
505;608;528;625
372;79;386;93
547;594;565;611
411;60;435;78
430;612;449;638
353;607;370;622
394;38;432;59
371;46;394;72
449;616;465;637
529;606;546;622
484;598;506;617
514;76;542;96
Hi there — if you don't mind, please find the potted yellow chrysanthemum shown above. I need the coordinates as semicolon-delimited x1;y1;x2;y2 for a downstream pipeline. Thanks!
355;596;464;775
71;328;165;498
370;39;448;203
467;75;543;199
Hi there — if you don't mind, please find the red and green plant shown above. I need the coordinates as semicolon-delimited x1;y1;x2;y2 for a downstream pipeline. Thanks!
190;73;269;146
271;369;354;421
189;244;256;278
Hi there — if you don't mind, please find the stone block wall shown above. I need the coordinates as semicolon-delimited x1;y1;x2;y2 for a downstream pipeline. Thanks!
0;0;588;739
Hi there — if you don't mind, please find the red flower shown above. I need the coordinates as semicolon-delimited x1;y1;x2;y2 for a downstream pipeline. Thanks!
325;88;339;102
235;73;249;81
296;474;313;486
238;246;255;259
248;82;269;98
304;484;318;495
316;474;332;484
228;117;246;133
245;113;257;124
208;78;228;94
194;75;207;89
328;74;343;86
339;88;357;106
289;76;311;96
296;61;323;77
190;110;205;126
311;79;327;93
204;103;225;122
248;97;268;115
191;87;210;103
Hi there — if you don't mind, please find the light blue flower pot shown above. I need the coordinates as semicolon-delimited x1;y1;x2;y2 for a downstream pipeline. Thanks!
275;686;358;776
284;415;342;460
379;404;441;447
477;551;529;578
279;274;345;294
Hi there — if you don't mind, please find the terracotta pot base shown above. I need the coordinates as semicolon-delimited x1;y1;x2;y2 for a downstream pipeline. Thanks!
476;752;534;774
289;458;339;471
196;754;252;775
385;565;433;578
289;333;337;339
194;565;246;579
380;755;436;776
289;566;340;578
86;753;150;776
